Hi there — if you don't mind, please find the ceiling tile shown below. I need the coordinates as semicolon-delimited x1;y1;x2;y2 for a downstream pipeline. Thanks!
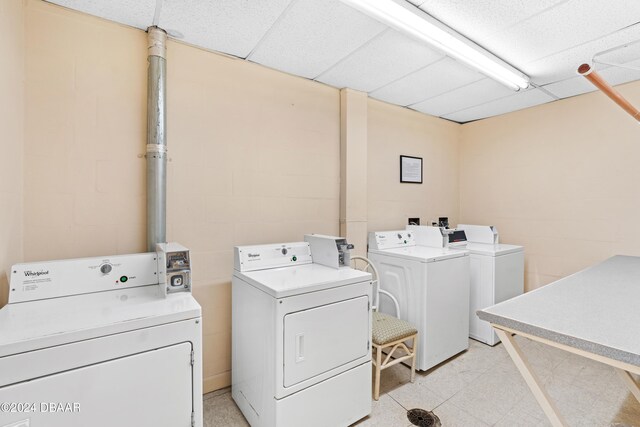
49;0;640;122
541;76;596;99
316;29;444;92
595;40;640;66
483;1;640;73
248;0;386;79
159;0;294;58
600;58;640;85
418;0;564;42
369;57;483;106
410;78;514;117
418;0;640;90
442;88;554;122
47;0;156;30
543;59;640;99
522;25;640;85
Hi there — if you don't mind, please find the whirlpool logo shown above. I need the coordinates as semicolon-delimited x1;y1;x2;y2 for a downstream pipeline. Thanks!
247;253;260;258
24;270;50;277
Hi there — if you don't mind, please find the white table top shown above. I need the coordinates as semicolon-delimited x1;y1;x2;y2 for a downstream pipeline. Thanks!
478;255;640;367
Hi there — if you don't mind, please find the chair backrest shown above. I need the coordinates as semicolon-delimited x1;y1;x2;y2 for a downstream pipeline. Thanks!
350;255;401;318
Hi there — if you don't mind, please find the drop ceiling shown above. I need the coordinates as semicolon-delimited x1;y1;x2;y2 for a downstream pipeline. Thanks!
46;0;640;123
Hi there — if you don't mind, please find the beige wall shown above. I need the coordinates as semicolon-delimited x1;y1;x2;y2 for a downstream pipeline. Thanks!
460;81;640;291
21;0;339;393
340;89;369;256
12;2;463;390
166;36;340;392
12;0;635;395
24;1;148;262
0;0;25;307
21;0;629;394
16;1;463;391
368;99;460;232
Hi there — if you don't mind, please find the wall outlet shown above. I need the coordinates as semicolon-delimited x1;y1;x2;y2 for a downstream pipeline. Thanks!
408;217;420;225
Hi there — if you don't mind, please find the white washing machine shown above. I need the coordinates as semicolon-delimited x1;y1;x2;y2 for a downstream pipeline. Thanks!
458;224;524;346
0;244;202;427
232;240;372;427
368;230;470;371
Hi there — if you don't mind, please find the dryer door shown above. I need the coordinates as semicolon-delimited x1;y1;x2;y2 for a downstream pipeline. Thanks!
0;343;193;427
283;296;369;388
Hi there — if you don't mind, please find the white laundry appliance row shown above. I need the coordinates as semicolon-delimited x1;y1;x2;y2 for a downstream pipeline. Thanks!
367;224;524;371
368;228;470;371
0;243;202;427
232;235;372;427
457;224;524;346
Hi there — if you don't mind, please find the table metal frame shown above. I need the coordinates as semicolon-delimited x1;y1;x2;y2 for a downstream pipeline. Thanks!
492;324;640;427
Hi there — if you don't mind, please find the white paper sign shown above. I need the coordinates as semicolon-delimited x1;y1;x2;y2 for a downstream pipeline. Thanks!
400;156;422;183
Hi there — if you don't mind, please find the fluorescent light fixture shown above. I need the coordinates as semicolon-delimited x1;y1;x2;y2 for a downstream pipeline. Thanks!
340;0;530;91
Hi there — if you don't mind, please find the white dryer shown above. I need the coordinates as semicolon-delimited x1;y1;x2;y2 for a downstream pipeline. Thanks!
232;241;372;427
458;224;524;346
0;244;202;427
368;230;470;371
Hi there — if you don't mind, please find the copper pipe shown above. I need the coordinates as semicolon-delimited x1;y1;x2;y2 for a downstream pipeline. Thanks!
578;63;640;121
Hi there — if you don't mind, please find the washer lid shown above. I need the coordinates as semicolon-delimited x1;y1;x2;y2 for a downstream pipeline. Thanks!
368;245;468;263
234;263;371;298
466;243;523;256
0;285;201;358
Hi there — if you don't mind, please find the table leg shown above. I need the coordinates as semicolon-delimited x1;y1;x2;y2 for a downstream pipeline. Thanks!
615;368;640;403
494;328;568;427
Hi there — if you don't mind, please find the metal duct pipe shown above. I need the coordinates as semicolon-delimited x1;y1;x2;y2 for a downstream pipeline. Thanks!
578;63;640;122
146;26;168;251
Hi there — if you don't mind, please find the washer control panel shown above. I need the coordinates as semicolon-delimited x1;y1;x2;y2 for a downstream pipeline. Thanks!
368;230;416;250
234;242;312;272
9;253;159;304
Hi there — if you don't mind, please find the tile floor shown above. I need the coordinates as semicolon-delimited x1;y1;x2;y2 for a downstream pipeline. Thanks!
203;337;640;427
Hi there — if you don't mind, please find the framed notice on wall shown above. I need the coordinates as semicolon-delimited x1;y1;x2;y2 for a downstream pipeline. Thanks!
400;155;423;184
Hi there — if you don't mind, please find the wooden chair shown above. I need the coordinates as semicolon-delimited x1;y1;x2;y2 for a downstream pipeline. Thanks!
351;256;418;400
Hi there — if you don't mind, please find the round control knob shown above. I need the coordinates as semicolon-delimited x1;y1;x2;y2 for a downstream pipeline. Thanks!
407;233;412;238
100;264;113;274
281;248;288;255
397;233;402;239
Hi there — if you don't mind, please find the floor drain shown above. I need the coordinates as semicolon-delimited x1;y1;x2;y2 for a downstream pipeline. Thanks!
407;408;441;427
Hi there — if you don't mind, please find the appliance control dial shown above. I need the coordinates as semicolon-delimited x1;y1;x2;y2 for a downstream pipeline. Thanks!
281;248;288;255
100;263;113;274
